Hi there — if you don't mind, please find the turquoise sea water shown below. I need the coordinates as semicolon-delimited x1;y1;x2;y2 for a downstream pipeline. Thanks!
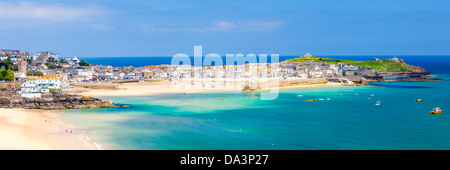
58;56;450;150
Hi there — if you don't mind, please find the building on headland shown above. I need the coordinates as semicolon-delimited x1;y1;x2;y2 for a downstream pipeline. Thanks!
19;75;60;99
0;49;31;63
71;56;80;64
32;51;58;64
0;49;20;57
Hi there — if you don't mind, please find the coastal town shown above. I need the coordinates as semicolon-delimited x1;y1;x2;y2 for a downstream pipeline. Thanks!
0;49;434;108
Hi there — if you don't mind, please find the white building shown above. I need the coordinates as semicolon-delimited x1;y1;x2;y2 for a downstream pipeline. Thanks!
33;51;58;63
19;75;60;98
71;56;80;64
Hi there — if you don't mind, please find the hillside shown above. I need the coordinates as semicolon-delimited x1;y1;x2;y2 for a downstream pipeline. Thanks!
286;56;420;72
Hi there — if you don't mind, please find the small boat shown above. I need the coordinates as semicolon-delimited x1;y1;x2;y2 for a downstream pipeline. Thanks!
297;94;303;97
430;107;442;114
326;98;331;100
415;99;422;102
339;94;342;96
123;105;130;108
375;101;381;106
219;98;225;100
307;99;324;102
371;94;374;96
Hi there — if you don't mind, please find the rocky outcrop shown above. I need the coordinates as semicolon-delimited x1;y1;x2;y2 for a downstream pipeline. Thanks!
363;75;384;82
1;96;117;110
385;72;444;81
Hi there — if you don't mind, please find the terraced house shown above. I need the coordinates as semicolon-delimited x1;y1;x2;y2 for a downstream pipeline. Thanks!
19;75;61;98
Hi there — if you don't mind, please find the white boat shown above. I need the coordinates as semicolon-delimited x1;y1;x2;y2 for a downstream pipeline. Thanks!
375;101;381;106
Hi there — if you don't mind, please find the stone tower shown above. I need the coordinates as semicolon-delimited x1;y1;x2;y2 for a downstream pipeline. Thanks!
18;59;27;74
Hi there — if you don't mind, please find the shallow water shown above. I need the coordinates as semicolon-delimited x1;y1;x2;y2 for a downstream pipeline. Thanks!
58;55;450;150
59;78;449;150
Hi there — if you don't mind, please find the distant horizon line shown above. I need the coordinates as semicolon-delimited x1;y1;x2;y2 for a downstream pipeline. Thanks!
59;54;450;58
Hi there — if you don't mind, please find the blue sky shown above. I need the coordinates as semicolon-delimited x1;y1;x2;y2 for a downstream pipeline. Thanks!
0;0;449;57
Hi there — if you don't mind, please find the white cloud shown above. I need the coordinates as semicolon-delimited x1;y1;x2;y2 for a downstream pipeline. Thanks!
0;2;108;21
90;24;111;30
213;21;236;30
140;20;286;32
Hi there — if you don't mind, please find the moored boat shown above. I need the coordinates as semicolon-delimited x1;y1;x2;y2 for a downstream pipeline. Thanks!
307;99;324;102
430;107;442;114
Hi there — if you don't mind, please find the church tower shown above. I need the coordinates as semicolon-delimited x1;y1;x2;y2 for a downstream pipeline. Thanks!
18;59;27;74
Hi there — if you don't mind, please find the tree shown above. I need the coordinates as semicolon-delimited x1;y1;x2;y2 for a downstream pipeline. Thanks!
60;59;68;64
48;57;55;63
5;70;14;81
79;60;90;66
34;71;44;76
27;71;32;76
4;57;14;70
0;70;15;81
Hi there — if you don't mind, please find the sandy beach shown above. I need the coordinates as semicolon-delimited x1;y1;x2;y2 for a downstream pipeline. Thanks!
66;80;241;97
65;79;348;98
0;108;95;150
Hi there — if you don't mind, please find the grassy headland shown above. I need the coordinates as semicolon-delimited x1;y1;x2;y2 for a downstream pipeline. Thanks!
286;56;417;72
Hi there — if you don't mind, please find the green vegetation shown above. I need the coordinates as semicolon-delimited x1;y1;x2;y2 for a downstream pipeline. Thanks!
33;71;44;76
46;57;62;69
286;56;416;72
79;60;90;66
0;70;15;81
3;57;15;70
59;59;68;64
0;88;7;91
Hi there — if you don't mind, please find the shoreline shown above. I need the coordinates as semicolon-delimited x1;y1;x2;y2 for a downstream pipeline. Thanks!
0;108;96;150
64;80;351;98
7;75;443;150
